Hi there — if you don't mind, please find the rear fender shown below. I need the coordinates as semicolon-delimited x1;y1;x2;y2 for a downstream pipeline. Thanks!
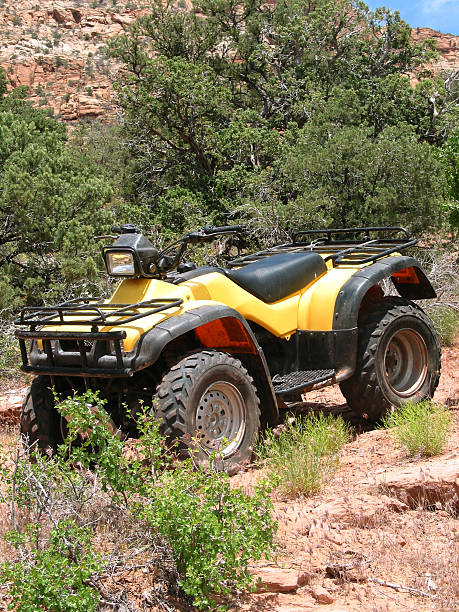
330;256;436;382
131;305;278;426
333;256;436;331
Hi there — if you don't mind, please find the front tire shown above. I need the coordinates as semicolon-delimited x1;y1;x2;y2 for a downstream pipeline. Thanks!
340;297;441;422
155;351;260;474
21;376;64;453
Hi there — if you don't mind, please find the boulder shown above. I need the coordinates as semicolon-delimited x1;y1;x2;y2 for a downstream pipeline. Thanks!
311;585;335;604
0;387;26;426
376;458;459;510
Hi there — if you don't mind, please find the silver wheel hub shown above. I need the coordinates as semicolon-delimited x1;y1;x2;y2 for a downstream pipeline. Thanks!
384;328;428;397
195;381;246;457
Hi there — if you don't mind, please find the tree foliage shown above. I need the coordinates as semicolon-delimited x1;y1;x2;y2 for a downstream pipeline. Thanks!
109;0;454;238
0;1;457;315
0;80;115;311
437;126;459;227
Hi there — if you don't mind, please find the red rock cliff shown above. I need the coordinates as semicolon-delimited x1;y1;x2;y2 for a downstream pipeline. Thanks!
0;2;457;122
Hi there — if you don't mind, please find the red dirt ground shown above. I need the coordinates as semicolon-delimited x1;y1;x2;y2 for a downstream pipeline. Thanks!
0;345;457;611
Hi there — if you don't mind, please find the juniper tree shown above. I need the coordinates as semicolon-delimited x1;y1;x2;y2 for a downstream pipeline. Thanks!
0;77;114;311
108;0;454;238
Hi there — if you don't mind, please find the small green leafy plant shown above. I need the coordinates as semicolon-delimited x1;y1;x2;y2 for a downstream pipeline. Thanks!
1;390;276;611
382;400;451;457
1;521;102;612
257;413;350;497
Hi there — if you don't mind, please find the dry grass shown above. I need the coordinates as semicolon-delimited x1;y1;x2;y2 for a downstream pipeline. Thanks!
362;509;459;610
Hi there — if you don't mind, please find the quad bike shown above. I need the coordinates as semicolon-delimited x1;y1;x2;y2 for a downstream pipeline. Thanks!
15;224;441;472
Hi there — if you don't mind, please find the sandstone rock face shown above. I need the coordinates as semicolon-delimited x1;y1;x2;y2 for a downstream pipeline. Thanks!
0;2;457;122
0;0;149;121
312;493;409;527
376;457;459;511
412;27;459;74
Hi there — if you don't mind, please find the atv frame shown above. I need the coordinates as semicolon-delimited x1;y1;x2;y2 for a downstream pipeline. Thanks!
15;225;441;472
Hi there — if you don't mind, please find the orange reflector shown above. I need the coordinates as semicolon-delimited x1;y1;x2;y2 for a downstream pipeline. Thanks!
392;267;420;284
195;317;257;354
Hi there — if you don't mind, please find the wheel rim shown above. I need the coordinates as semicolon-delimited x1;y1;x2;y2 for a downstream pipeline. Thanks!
383;328;428;397
195;381;246;457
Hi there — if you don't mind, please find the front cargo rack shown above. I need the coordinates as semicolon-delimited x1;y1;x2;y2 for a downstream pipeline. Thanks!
228;226;417;268
15;297;183;330
14;297;183;377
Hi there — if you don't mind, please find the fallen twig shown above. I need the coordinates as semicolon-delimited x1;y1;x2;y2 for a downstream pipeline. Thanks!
369;577;439;600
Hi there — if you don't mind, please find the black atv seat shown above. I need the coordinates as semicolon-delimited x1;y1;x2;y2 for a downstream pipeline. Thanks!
175;252;327;303
225;251;327;303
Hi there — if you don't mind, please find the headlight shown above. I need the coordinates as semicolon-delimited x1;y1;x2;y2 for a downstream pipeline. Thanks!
106;251;136;276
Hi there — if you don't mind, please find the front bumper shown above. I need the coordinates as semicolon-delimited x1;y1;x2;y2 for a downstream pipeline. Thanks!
16;329;134;377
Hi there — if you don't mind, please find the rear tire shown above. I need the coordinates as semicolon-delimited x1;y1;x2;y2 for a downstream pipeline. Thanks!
339;297;441;422
155;351;260;474
20;376;64;453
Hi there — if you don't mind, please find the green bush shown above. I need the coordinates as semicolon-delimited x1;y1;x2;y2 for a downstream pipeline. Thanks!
1;521;102;612
257;413;350;497
382;400;451;457
60;391;276;609
0;324;21;381
428;306;459;346
140;461;275;608
1;390;276;611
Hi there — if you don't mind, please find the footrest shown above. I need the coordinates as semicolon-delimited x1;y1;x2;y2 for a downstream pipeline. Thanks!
272;369;335;395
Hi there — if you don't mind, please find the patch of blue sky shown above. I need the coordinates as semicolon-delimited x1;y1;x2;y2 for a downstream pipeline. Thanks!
362;1;459;35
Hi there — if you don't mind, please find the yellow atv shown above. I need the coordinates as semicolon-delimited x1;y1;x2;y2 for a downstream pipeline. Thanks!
15;224;441;472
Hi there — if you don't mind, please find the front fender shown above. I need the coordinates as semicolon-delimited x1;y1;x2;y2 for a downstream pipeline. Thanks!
119;304;279;426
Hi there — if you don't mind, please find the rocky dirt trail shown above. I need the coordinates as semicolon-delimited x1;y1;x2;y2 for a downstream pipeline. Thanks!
0;345;457;611
236;345;459;611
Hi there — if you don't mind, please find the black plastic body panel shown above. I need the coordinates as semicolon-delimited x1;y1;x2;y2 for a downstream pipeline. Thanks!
128;305;279;425
295;329;358;381
333;256;436;331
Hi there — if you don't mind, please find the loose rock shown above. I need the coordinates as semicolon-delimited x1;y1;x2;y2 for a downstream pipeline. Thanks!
253;567;308;593
311;585;335;604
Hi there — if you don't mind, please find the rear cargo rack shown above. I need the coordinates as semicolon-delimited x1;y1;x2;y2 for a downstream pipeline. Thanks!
14;297;183;377
228;226;417;268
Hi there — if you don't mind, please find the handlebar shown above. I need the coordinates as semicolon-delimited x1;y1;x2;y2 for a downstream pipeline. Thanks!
154;224;244;274
202;225;244;235
184;225;244;245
